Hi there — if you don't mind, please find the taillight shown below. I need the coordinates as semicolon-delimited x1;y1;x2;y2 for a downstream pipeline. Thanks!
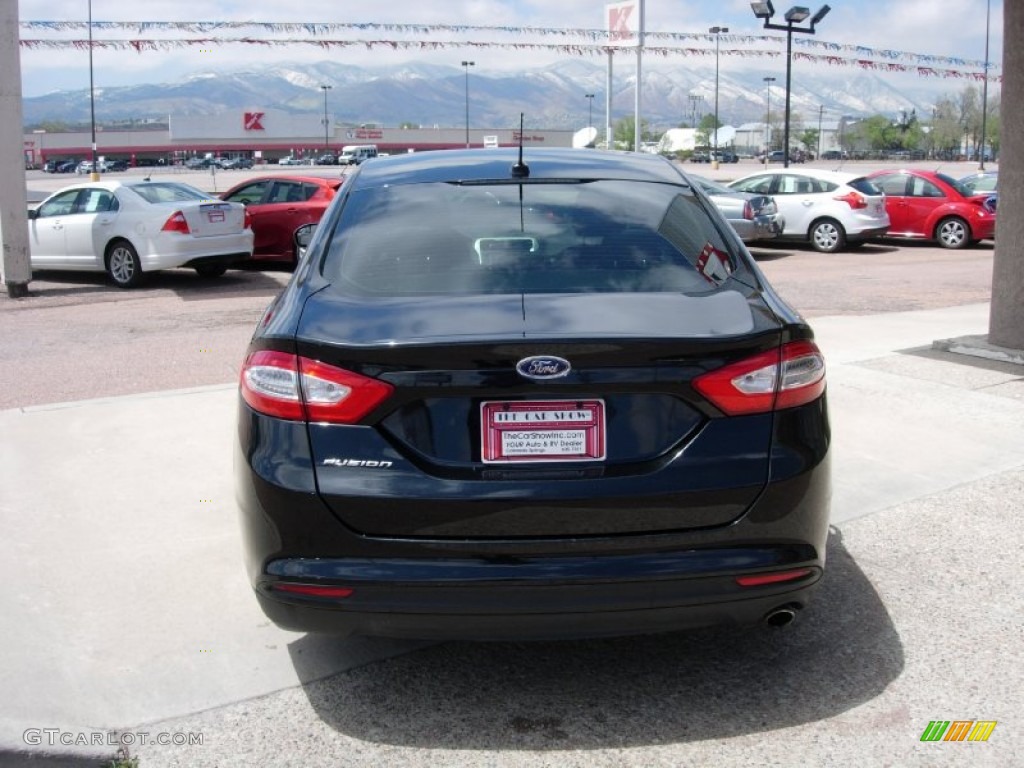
834;191;867;209
243;208;253;229
161;211;191;234
742;200;754;220
692;340;826;415
736;568;813;587
240;350;394;423
271;583;354;599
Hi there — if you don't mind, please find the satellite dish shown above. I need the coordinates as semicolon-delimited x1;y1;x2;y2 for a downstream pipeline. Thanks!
572;126;598;149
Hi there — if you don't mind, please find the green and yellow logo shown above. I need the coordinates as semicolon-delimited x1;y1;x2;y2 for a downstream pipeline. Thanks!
920;720;997;742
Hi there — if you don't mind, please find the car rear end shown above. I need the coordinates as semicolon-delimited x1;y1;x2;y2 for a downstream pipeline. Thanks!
125;182;254;270
235;149;831;640
831;174;889;243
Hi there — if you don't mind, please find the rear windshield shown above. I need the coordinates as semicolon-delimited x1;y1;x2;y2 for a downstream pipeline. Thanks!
321;180;740;296
128;182;212;204
936;173;976;198
848;177;883;196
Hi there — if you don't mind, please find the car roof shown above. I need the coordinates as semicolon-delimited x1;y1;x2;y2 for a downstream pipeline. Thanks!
871;168;947;181
733;168;865;185
228;174;342;185
351;148;688;187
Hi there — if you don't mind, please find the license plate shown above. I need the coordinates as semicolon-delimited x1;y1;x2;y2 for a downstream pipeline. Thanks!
201;203;228;222
480;400;606;464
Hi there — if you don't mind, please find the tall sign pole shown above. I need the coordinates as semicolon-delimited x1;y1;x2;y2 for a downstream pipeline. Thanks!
606;49;614;149
606;1;643;151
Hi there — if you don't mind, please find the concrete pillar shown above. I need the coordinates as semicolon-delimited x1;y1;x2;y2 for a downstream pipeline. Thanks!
990;1;1023;348
0;0;31;298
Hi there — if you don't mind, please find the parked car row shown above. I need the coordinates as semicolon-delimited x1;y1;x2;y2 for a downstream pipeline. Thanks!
183;156;255;170
691;150;739;164
25;158;997;292
27;180;253;288
727;167;997;252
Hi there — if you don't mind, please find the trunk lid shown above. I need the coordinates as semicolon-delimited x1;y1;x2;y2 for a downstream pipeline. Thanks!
297;288;784;539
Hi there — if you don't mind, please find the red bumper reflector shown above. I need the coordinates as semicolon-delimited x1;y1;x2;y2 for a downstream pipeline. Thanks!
271;583;354;599
735;568;813;587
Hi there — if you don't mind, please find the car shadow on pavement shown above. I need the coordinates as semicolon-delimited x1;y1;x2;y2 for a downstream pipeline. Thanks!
289;528;903;750
19;268;288;304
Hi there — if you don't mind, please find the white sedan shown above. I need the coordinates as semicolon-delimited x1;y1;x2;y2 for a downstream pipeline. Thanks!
28;180;254;288
728;169;889;252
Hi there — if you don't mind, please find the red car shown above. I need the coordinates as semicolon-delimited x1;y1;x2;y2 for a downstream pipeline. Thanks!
867;169;996;249
221;175;343;263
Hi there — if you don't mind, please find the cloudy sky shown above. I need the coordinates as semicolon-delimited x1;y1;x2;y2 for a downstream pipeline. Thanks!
17;0;1003;97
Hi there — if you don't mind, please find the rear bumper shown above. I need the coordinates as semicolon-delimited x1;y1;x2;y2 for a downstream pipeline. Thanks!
140;232;254;271
255;555;823;639
847;225;889;241
235;395;831;639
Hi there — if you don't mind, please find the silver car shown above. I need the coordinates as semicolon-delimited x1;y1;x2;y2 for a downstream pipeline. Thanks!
729;169;889;253
689;174;784;244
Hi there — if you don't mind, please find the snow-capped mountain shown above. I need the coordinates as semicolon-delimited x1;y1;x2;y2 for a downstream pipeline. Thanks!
22;58;953;131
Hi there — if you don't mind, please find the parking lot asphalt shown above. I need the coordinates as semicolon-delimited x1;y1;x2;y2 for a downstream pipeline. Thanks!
1;301;1022;767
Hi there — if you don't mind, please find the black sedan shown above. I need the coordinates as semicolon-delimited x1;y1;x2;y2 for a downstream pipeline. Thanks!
236;148;831;640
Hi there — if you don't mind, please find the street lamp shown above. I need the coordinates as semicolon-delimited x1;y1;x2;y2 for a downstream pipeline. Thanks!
461;60;475;148
320;85;332;150
763;76;776;166
88;0;99;180
709;25;729;169
979;0;991;170
750;1;831;168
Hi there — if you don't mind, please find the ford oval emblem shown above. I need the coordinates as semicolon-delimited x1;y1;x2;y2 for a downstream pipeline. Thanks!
516;356;572;380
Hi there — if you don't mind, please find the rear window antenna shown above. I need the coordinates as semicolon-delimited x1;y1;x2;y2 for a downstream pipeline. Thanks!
511;113;529;178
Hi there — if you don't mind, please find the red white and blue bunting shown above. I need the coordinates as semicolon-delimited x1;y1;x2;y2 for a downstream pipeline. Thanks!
18;21;999;82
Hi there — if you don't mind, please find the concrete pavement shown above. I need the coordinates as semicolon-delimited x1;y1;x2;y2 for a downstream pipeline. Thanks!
1;302;1022;766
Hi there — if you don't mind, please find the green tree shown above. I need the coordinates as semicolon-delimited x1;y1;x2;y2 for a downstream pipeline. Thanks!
799;128;820;155
930;96;962;155
613;116;653;151
696;113;721;148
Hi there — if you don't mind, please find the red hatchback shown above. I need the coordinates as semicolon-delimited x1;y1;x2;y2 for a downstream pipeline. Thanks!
867;169;996;249
221;175;343;263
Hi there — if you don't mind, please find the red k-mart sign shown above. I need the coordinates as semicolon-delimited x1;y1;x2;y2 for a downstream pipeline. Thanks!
244;112;265;131
606;1;643;48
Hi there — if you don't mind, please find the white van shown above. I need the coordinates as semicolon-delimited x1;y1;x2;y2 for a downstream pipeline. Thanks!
338;145;378;166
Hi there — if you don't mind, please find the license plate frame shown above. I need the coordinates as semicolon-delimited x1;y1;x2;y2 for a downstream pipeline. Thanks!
480;399;606;464
201;203;228;223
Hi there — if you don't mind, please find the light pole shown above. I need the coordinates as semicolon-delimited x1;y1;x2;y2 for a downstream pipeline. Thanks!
709;25;729;169
585;93;595;131
817;104;824;160
763;76;776;166
461;60;475;148
979;0;991;170
320;85;332;150
88;0;99;180
750;2;831;168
